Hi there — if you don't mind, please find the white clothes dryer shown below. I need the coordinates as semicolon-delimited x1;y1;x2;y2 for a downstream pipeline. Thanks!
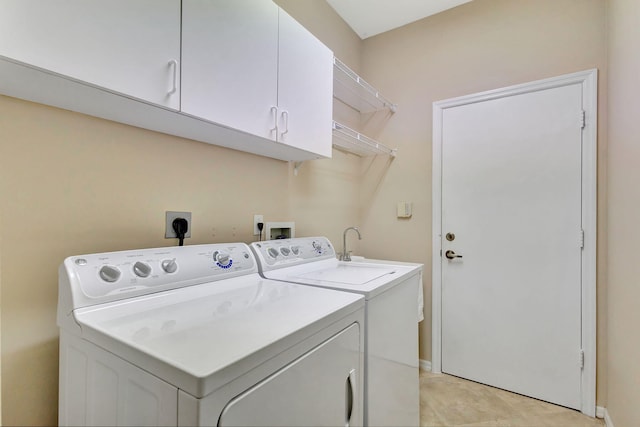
57;242;364;427
250;237;423;427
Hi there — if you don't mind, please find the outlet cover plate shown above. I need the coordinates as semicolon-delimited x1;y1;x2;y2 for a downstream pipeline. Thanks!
165;211;192;238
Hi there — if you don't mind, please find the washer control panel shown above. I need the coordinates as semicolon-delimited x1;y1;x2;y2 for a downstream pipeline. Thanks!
251;237;335;270
64;243;256;303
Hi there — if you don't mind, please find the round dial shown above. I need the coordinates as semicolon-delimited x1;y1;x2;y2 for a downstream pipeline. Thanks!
267;247;279;259
280;247;291;256
291;246;300;256
213;251;232;268
99;265;121;283
161;258;178;274
133;261;152;278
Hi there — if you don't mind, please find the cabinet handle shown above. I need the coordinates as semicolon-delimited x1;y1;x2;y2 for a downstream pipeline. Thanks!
281;110;289;137
270;106;278;135
168;59;178;95
345;369;356;427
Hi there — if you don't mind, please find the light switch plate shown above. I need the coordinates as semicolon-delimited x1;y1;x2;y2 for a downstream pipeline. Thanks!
397;202;412;218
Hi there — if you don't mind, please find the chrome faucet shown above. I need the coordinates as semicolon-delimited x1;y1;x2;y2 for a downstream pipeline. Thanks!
341;227;362;261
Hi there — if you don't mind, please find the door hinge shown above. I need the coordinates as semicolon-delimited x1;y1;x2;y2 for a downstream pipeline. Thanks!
579;349;585;369
580;228;585;249
580;110;586;129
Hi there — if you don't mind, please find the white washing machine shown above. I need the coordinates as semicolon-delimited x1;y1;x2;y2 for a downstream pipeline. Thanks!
250;237;423;427
57;242;365;427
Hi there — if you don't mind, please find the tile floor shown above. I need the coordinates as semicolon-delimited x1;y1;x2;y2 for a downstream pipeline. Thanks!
420;370;604;427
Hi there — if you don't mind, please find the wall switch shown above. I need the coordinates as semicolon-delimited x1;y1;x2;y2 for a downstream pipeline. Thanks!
397;202;412;218
253;214;264;236
165;211;192;238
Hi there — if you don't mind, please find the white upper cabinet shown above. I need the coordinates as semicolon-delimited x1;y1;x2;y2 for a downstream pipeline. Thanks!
0;0;181;110
181;0;333;159
0;0;332;161
181;0;279;140
277;8;333;158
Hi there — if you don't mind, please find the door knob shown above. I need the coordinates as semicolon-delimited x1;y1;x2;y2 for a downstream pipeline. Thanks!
445;250;463;260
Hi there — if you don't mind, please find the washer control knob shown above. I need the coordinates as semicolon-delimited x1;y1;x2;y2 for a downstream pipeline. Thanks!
213;251;231;267
161;258;178;274
280;247;291;256
99;265;121;283
291;246;300;256
267;247;279;259
133;261;152;278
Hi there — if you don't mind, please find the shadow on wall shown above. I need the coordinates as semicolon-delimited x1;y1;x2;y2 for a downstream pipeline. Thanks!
360;154;395;216
3;338;59;425
360;108;395;137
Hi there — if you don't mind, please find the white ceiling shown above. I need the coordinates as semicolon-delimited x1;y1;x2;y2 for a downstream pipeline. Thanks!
326;0;473;39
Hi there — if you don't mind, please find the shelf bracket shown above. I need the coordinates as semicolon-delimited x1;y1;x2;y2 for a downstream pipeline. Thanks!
292;161;304;176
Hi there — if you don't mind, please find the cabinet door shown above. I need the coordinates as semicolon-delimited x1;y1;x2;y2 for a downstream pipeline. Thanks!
277;8;334;158
218;324;362;427
182;0;279;140
0;1;181;109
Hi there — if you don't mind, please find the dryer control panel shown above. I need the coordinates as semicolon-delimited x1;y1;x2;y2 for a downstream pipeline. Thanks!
251;237;336;270
59;243;257;312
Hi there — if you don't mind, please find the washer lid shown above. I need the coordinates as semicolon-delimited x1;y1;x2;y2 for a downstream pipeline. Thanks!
292;263;396;285
261;258;421;299
72;273;363;398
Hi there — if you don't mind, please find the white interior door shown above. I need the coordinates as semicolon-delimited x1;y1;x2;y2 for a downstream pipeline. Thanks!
439;82;585;409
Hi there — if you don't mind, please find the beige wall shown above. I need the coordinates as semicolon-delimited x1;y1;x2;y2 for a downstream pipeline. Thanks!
0;2;359;425
606;0;640;425
357;0;608;406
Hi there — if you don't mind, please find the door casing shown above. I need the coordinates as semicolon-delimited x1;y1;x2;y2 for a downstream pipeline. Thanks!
431;69;597;416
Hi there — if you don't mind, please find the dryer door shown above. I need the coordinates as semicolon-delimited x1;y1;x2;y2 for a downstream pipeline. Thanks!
218;323;361;427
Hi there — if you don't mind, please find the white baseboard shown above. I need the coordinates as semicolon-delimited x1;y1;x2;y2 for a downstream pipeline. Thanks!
419;359;432;372
603;409;614;427
596;406;614;427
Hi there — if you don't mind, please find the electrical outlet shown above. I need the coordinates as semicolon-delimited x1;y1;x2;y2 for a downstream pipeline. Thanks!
165;211;192;238
253;214;264;236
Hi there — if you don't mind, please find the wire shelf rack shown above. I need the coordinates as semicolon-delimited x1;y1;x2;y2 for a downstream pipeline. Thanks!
333;57;397;114
332;121;397;157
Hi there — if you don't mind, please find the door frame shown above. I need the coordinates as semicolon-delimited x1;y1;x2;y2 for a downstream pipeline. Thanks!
431;69;597;416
